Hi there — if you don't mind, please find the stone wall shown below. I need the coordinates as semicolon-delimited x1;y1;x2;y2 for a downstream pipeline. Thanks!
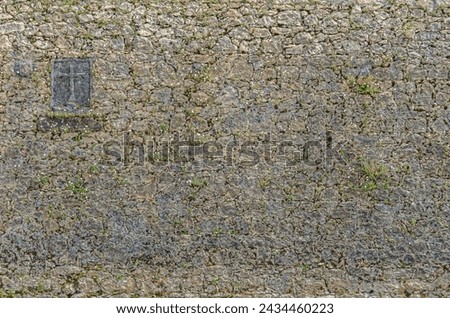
0;0;448;296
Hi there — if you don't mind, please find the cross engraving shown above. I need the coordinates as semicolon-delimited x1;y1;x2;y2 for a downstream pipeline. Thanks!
51;59;92;112
58;64;85;106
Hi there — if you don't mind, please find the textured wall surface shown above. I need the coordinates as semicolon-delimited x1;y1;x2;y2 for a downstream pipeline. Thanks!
0;0;449;297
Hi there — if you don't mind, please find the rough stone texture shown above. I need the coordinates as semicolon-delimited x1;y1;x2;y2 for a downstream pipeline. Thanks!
0;0;449;297
51;58;92;112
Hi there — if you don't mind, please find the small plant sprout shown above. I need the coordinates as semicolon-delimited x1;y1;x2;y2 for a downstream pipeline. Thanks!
159;123;169;133
67;178;87;195
89;164;99;174
361;159;389;181
348;76;381;95
191;177;207;188
360;158;390;191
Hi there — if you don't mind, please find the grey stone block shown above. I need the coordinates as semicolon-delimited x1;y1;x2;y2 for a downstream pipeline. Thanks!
13;60;34;77
51;58;92;112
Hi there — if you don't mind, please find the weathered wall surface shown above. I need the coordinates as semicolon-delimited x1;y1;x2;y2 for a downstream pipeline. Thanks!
0;0;449;296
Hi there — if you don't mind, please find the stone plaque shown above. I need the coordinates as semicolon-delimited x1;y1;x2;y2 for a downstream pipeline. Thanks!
51;58;92;112
14;60;34;77
37;116;102;132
